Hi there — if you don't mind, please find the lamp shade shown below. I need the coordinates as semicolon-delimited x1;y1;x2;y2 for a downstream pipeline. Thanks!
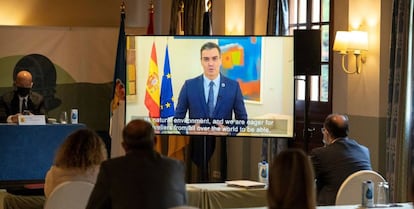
333;31;349;52
348;31;368;51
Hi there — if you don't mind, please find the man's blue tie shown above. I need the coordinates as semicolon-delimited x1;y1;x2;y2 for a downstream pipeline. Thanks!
207;81;214;117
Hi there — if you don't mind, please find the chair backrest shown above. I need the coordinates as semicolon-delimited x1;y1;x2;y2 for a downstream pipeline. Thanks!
335;170;386;205
43;181;94;209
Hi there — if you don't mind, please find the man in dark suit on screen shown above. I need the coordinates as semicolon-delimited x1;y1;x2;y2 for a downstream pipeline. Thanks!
0;70;45;123
86;119;187;209
173;42;248;179
310;113;372;206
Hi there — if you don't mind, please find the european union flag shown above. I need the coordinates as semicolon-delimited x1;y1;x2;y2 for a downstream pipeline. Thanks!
160;46;174;118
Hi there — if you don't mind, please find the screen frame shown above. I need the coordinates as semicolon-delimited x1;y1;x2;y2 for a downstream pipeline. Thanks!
125;35;295;138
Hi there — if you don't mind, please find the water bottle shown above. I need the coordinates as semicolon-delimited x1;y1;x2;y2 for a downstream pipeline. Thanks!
70;108;78;124
258;161;268;184
362;180;374;207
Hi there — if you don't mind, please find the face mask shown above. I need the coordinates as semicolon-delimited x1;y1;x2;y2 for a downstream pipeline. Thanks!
322;137;327;146
322;130;328;146
16;87;31;97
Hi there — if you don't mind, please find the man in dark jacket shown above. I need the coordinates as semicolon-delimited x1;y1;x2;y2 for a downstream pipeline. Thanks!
0;70;45;123
311;113;372;206
86;119;187;209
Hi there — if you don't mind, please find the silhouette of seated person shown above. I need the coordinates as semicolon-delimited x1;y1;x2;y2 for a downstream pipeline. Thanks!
44;128;108;198
86;119;187;209
267;148;316;209
0;70;46;123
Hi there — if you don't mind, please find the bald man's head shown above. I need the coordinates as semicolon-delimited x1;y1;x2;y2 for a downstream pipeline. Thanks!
15;70;33;97
15;70;33;88
122;119;155;151
323;114;349;139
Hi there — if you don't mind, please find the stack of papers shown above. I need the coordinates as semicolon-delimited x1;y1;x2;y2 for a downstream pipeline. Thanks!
225;180;266;189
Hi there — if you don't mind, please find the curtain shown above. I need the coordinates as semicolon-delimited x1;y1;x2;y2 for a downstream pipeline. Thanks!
169;0;180;35
202;10;212;35
183;0;205;35
169;0;185;35
266;0;289;35
386;0;413;202
170;0;204;35
262;0;290;163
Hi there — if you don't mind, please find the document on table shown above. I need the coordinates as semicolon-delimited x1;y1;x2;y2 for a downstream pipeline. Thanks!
225;180;266;189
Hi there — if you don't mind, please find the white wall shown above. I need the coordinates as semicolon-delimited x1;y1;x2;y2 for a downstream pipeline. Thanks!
332;0;391;173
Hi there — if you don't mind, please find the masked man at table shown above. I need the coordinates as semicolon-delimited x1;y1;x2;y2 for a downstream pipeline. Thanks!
86;119;187;209
310;113;372;206
0;70;46;123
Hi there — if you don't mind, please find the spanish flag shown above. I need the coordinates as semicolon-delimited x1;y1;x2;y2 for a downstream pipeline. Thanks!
145;42;160;118
144;42;161;152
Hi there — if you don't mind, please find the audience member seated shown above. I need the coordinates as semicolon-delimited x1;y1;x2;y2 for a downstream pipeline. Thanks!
0;70;46;123
267;148;316;209
3;128;107;209
44;128;108;197
310;113;372;205
86;119;187;209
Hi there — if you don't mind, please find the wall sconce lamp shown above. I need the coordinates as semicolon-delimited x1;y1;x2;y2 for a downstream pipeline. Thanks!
333;31;368;74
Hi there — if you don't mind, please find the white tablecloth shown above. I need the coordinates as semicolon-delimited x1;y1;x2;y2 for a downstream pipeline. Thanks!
317;203;412;209
228;202;413;209
186;183;267;209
